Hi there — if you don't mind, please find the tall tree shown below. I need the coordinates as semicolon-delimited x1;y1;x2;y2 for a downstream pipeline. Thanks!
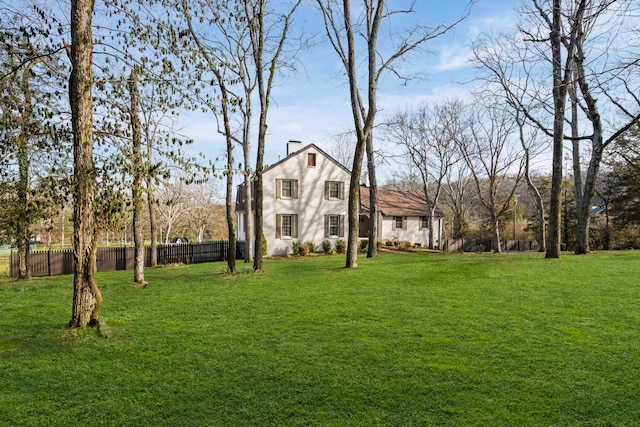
68;0;102;327
456;99;524;253
317;0;471;267
128;66;145;285
385;101;461;250
477;0;640;256
563;0;640;254
177;0;241;274
1;7;68;279
471;32;550;252
249;0;302;272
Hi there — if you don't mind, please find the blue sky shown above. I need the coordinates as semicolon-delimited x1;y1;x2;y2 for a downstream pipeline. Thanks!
181;0;519;183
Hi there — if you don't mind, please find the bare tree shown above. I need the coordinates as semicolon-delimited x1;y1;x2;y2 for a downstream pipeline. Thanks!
385;101;462;249
472;32;550;252
155;179;189;245
456;99;524;253
249;0;302;272
476;0;640;256
515;111;547;252
324;132;355;169
182;181;223;243
442;163;475;240
317;0;471;267
564;0;640;254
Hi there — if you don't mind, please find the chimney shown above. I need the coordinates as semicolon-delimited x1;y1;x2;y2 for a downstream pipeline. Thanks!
286;140;303;156
362;172;369;187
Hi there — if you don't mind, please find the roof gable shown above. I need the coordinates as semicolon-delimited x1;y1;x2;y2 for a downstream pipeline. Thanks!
263;143;350;175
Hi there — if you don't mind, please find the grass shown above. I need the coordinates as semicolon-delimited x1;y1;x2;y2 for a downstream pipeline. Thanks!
1;251;640;426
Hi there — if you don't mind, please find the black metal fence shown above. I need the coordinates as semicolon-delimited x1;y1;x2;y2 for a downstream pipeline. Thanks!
446;239;540;253
10;241;246;278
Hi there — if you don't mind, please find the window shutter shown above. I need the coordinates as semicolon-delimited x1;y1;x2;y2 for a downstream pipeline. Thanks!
324;182;329;200
339;215;345;237
324;215;329;238
392;217;396;231
339;182;345;200
293;180;298;199
403;216;407;230
292;214;298;238
276;214;282;238
276;179;282;199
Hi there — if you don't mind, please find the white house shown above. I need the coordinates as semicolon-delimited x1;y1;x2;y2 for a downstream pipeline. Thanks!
236;141;351;256
236;141;445;255
359;186;445;248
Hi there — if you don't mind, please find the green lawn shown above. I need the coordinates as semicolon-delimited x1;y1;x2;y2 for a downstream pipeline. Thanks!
1;251;639;426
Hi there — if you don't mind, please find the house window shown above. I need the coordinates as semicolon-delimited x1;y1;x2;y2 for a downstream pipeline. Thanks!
329;215;339;236
420;216;428;229
393;216;406;230
324;181;345;200
276;214;298;238
329;182;340;198
281;180;292;198
308;153;316;167
276;179;298;199
282;215;292;237
325;214;345;237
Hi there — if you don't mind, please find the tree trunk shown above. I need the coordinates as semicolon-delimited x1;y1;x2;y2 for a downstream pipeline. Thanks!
252;1;267;273
16;135;31;279
428;207;437;250
145;122;158;267
491;215;502;254
16;67;33;279
366;133;378;258
545;0;566;259
69;0;102;328
147;192;158;267
243;96;254;263
572;28;605;255
225;128;236;274
129;67;145;284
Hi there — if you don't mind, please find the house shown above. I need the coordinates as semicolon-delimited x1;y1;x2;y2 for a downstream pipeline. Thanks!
359;186;445;248
236;141;351;256
236;141;445;255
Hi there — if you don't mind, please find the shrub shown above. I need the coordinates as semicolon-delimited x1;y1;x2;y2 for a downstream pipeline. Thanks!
292;240;301;255
385;240;393;247
306;241;316;253
299;245;309;256
335;240;346;254
359;239;368;251
322;240;332;254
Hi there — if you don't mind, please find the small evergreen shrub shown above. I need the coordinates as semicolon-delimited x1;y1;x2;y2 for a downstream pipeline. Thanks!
306;241;316;253
359;240;368;251
336;240;346;254
292;240;301;255
322;240;332;254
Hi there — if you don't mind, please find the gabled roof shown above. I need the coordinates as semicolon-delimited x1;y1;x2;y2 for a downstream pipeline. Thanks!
360;185;445;218
262;143;351;175
235;143;350;212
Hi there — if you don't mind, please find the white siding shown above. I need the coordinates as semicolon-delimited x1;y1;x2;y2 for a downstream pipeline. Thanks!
262;146;350;255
